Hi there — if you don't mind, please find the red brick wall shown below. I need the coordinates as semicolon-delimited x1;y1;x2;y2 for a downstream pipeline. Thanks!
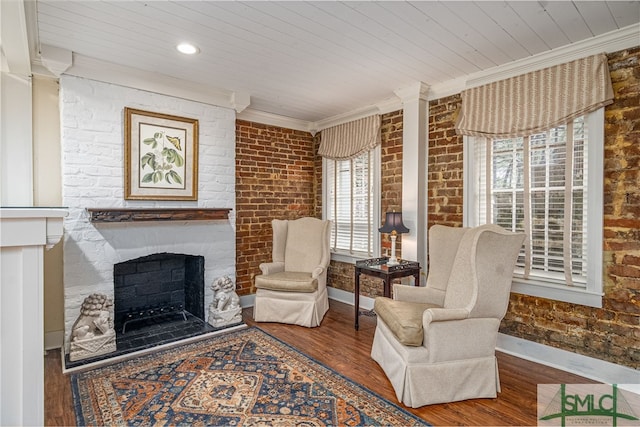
235;120;317;295
427;48;640;368
380;110;405;258
428;95;464;229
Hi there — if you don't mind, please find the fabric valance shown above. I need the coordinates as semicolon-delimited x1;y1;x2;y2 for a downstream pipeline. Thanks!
455;53;613;138
319;115;381;160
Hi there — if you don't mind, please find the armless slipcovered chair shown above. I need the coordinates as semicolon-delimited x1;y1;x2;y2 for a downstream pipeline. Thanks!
253;217;331;327
371;224;525;407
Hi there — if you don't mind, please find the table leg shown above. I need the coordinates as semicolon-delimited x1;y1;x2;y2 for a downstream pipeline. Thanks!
354;268;360;330
413;271;420;286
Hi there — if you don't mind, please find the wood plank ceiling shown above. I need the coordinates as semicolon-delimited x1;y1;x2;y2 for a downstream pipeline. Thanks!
33;1;640;122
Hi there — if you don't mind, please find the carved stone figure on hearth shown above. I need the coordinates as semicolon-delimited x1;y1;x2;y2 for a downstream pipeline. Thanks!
69;293;116;361
208;276;242;328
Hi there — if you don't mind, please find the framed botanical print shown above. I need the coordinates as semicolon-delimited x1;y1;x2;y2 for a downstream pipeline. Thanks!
124;107;199;200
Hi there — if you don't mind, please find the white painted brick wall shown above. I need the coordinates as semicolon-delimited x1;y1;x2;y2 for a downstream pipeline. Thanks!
60;76;236;351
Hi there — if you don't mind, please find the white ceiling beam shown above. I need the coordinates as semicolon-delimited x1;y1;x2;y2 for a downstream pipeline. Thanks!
1;0;31;76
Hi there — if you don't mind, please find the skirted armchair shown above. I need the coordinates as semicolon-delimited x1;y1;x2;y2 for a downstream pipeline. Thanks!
371;224;525;407
253;217;331;327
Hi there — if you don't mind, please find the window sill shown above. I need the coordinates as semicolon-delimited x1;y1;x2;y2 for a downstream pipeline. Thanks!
511;278;603;308
330;252;373;265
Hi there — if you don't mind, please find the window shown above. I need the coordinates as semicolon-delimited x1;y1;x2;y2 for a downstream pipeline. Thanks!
464;109;603;307
323;147;380;262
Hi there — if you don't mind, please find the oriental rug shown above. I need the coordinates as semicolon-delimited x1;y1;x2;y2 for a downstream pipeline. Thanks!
71;326;429;426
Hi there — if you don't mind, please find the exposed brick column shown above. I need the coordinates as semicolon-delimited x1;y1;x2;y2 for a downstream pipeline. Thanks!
428;94;464;229
381;110;404;257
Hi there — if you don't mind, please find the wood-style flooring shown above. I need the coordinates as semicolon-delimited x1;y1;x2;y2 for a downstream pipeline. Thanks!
44;300;595;426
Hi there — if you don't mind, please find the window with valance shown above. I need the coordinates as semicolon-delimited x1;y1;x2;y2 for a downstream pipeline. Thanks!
459;54;613;307
320;115;381;259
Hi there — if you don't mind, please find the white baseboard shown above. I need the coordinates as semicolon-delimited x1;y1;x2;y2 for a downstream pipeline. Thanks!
44;330;64;351
240;293;256;308
328;287;375;310
497;333;639;391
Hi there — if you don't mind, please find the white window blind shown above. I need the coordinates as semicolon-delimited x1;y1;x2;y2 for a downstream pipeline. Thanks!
465;110;603;307
324;148;379;258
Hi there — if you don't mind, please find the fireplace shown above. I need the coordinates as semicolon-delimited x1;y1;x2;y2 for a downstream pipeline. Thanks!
64;252;219;369
114;253;205;333
60;75;237;370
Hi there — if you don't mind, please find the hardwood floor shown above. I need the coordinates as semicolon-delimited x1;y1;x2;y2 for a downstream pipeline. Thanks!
44;300;595;426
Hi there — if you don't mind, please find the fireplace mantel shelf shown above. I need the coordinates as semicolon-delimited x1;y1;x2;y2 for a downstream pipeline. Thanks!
87;208;231;223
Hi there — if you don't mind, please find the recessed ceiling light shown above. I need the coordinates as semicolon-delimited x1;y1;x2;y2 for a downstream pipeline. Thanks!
176;43;199;55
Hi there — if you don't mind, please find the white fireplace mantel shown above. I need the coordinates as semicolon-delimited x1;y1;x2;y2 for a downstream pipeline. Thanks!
0;208;67;426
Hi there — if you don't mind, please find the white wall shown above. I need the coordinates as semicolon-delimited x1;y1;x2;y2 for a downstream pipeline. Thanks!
32;75;66;342
0;72;33;205
60;75;236;351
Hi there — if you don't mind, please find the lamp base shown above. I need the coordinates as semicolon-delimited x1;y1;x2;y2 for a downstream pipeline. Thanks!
388;234;399;266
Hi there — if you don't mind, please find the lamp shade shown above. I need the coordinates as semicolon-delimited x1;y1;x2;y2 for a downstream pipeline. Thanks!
378;211;409;234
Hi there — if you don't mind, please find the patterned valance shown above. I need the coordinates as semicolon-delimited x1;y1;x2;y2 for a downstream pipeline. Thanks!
455;53;614;138
319;115;381;160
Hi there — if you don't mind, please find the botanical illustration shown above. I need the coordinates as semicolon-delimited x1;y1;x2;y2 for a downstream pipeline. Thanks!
139;124;186;189
124;107;199;200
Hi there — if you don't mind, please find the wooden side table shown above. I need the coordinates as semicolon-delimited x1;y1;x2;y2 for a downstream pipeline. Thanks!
354;257;420;330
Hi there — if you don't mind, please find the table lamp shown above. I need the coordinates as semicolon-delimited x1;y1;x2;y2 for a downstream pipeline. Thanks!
378;211;409;265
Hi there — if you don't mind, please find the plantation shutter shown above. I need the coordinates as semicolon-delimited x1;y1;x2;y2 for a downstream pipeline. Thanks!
325;150;374;256
473;118;589;286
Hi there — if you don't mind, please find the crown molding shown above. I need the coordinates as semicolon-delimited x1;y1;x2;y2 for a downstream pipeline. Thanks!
237;109;312;133
394;81;430;103
63;53;238;111
239;97;406;135
427;76;468;102
313;105;382;133
375;97;403;115
464;23;640;90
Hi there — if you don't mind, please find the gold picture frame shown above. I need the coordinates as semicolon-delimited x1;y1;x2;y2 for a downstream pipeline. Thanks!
124;107;199;200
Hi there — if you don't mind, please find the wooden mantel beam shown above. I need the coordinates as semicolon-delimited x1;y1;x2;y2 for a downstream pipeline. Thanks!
86;208;232;223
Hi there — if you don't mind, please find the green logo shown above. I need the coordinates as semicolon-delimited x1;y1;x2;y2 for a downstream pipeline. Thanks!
539;384;640;426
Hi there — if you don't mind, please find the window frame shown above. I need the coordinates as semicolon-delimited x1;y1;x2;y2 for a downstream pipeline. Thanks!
463;108;604;308
322;146;381;264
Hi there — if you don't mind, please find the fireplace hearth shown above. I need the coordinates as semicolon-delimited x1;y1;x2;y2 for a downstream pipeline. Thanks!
65;252;223;369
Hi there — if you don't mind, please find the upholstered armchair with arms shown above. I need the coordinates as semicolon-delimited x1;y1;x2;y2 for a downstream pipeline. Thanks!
253;217;331;327
371;224;525;407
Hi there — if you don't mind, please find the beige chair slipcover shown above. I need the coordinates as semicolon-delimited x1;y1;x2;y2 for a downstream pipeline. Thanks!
371;224;525;407
253;217;331;327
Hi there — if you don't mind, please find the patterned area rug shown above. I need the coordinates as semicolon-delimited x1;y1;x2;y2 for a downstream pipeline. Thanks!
72;326;429;426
